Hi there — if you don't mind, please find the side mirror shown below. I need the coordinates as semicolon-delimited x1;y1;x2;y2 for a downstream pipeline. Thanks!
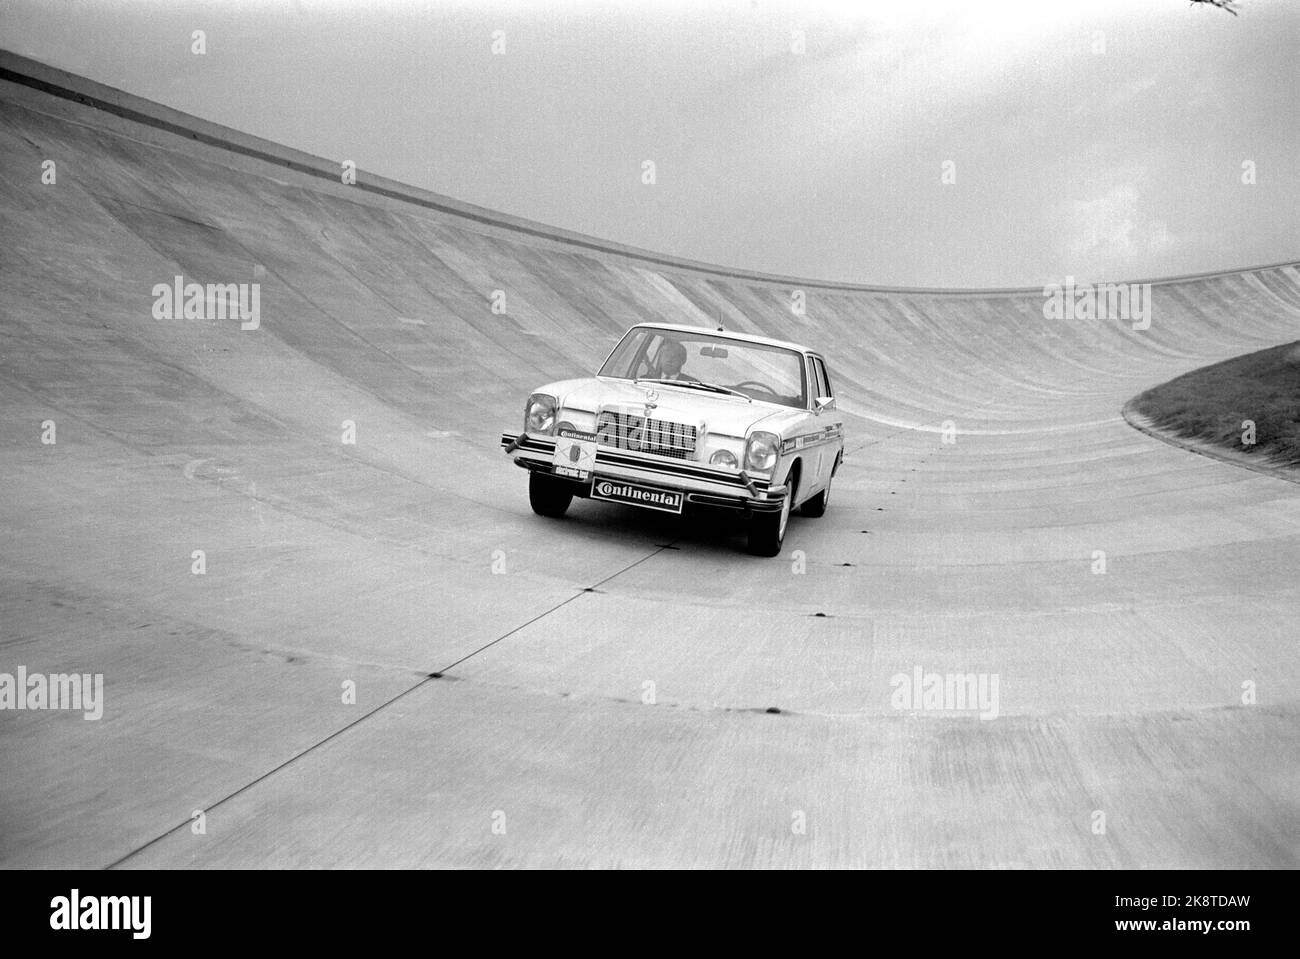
814;396;835;413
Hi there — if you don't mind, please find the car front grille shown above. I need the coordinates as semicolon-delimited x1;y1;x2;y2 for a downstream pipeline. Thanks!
596;411;698;460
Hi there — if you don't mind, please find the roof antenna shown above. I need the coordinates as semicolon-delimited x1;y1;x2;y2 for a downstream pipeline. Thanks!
717;306;724;332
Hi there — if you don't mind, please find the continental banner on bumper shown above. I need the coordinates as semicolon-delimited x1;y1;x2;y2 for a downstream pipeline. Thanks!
590;479;684;514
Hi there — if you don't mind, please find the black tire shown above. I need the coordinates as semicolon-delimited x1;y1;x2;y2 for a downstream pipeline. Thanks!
529;471;573;518
803;452;840;517
748;488;791;556
802;475;830;517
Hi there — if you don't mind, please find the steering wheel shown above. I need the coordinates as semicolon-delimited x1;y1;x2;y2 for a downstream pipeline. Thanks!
732;379;778;397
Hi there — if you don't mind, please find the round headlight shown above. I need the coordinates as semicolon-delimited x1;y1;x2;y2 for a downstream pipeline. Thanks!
525;395;556;434
710;450;738;468
744;431;779;472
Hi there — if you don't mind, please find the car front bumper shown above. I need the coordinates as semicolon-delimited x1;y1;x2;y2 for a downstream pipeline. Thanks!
500;432;787;514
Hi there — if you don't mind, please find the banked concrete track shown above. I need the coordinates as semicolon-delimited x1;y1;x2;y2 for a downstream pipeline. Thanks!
1;53;1298;868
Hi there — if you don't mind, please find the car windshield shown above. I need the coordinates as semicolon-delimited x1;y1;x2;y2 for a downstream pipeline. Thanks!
599;328;808;409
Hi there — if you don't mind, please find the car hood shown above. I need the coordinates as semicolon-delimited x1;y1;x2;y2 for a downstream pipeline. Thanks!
538;377;797;437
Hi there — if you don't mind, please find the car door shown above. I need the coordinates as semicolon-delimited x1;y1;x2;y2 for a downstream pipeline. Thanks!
802;354;828;493
809;355;841;491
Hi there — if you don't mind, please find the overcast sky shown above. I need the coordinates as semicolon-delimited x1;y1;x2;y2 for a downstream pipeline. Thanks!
3;0;1296;287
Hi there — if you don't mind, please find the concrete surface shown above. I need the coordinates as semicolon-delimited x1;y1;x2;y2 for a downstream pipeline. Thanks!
1;53;1298;868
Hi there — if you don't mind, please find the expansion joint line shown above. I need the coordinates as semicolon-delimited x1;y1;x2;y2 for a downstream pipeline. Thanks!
104;541;675;868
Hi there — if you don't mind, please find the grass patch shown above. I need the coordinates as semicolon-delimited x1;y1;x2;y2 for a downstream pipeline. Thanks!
1130;341;1300;469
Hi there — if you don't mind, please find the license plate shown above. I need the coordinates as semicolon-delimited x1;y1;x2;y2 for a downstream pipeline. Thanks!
552;428;598;480
590;479;684;514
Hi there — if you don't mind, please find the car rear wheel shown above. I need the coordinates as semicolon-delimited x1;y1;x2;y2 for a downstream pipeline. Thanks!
748;488;791;556
529;471;573;518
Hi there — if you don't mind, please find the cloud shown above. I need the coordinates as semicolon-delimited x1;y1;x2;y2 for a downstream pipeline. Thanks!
1060;184;1176;271
738;27;874;84
1102;75;1159;111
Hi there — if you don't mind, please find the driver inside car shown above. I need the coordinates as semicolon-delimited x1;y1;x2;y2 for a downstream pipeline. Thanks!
656;339;697;381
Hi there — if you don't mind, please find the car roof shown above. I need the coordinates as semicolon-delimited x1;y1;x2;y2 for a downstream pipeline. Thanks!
626;323;816;354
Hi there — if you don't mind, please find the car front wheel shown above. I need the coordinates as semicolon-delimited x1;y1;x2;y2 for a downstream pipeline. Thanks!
529;471;574;518
747;489;791;556
802;474;830;517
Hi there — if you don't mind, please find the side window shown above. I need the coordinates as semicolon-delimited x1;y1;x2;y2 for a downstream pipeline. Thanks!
810;357;830;401
817;358;834;398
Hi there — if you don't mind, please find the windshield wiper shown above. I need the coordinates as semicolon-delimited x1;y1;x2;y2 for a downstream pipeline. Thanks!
635;377;752;400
